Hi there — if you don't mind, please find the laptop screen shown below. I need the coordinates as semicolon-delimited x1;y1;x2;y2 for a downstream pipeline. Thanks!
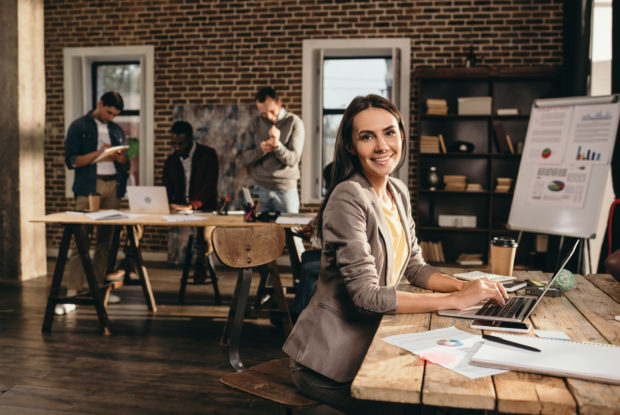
127;186;170;214
523;239;580;317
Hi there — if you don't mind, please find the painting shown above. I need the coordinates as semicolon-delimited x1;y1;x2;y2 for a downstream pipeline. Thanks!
173;103;258;209
167;104;258;265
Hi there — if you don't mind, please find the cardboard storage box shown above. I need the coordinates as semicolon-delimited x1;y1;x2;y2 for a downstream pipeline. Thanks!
457;96;492;115
438;214;477;228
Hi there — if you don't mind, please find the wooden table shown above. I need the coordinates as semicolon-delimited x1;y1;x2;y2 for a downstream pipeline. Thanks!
32;211;309;335
352;268;620;414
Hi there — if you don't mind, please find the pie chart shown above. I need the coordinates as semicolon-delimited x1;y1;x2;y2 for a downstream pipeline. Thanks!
547;180;565;191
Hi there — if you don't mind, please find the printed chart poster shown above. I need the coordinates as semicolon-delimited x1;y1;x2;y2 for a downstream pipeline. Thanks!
522;106;572;165
565;103;619;165
528;164;591;208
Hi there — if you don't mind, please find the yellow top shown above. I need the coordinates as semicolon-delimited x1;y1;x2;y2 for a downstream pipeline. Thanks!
381;198;408;286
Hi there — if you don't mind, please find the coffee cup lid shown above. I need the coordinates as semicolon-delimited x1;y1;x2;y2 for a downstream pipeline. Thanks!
490;236;518;247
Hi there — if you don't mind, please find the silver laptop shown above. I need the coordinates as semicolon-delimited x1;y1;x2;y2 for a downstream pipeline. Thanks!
126;186;170;214
438;239;579;322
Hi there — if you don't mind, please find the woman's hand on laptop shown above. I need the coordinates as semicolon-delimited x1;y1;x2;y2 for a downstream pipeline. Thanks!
450;278;508;310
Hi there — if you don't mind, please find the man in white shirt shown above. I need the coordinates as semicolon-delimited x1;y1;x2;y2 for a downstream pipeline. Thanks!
62;91;129;314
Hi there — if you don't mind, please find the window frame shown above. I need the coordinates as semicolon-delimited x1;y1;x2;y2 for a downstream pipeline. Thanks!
301;38;411;204
63;46;155;197
90;60;141;116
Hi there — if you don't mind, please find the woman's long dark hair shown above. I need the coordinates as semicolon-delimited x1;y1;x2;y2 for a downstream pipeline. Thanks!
316;94;407;240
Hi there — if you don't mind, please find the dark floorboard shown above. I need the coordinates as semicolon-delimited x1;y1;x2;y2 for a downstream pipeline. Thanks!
0;260;342;414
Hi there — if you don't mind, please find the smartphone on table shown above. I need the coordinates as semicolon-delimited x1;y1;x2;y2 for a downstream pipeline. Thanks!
470;319;531;333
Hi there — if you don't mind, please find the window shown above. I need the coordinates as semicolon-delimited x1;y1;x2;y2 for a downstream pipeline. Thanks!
590;0;611;95
92;61;142;186
63;46;154;197
301;39;411;204
321;57;393;195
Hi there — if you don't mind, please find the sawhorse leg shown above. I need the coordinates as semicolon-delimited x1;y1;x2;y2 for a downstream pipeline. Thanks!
126;225;157;312
74;225;112;335
42;224;73;333
177;234;195;305
178;227;221;305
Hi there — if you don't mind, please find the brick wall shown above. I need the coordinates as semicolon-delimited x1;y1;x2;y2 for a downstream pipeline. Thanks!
44;0;564;253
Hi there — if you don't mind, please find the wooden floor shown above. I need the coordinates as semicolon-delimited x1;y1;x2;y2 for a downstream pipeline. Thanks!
0;259;342;415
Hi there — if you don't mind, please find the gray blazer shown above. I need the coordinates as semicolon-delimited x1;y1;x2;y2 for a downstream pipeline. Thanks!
282;173;439;383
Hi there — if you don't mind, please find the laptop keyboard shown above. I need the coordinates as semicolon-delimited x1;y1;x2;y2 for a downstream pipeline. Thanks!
476;296;528;318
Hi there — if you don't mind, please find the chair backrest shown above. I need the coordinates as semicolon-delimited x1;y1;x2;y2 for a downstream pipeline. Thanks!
212;225;285;269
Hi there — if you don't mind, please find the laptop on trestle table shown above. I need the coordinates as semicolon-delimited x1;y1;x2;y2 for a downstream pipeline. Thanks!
126;186;173;214
438;239;580;323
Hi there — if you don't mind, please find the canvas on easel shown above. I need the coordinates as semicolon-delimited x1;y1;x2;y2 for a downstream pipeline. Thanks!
508;95;620;239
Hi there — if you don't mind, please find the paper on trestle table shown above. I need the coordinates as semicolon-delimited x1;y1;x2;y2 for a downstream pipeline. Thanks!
85;209;129;220
163;215;205;223
382;326;507;379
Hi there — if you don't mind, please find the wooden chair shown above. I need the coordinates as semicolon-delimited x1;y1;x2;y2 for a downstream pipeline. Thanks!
211;224;290;370
220;357;318;415
214;225;316;414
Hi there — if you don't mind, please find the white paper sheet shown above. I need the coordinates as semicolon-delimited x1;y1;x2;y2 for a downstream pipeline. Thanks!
527;164;590;208
382;326;507;379
521;106;572;164
85;209;129;220
565;103;619;165
275;215;314;225
533;329;570;340
163;215;205;223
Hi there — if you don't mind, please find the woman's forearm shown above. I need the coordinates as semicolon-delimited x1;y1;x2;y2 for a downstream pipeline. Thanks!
426;272;466;292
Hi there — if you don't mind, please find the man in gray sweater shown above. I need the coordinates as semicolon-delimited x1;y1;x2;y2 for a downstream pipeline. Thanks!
240;87;305;213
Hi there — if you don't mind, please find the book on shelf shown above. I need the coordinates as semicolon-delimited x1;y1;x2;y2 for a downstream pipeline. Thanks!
420;240;445;263
456;253;484;266
505;133;515;154
437;241;445;263
444;182;467;191
425;98;448;115
496;108;519;116
496;177;513;192
493;123;511;154
443;174;467;182
496;177;513;186
438;134;447;153
466;183;483;191
443;174;467;191
420;135;441;153
426;98;448;106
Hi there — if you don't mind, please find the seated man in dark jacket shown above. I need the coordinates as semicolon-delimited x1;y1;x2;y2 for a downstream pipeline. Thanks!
163;121;219;265
163;121;219;212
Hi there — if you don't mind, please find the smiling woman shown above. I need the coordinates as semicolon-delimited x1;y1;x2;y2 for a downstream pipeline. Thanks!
282;95;509;414
348;107;402;202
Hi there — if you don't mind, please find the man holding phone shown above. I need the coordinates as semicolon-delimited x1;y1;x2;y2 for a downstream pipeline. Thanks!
239;87;304;213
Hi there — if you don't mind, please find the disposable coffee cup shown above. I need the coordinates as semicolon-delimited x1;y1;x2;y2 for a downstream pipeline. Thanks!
490;236;518;276
88;194;101;212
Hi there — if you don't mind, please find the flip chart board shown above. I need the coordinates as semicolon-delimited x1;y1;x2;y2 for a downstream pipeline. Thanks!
508;95;619;238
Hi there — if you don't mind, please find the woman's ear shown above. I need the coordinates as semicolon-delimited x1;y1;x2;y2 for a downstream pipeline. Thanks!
345;144;356;155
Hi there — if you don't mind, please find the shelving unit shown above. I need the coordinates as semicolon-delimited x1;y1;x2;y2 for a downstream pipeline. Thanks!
414;67;561;267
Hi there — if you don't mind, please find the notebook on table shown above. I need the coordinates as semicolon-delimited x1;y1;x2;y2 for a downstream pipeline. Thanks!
471;333;620;385
127;186;171;214
453;270;516;283
438;239;579;323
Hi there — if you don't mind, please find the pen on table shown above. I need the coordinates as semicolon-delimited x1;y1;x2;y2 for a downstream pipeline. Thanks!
482;333;541;352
